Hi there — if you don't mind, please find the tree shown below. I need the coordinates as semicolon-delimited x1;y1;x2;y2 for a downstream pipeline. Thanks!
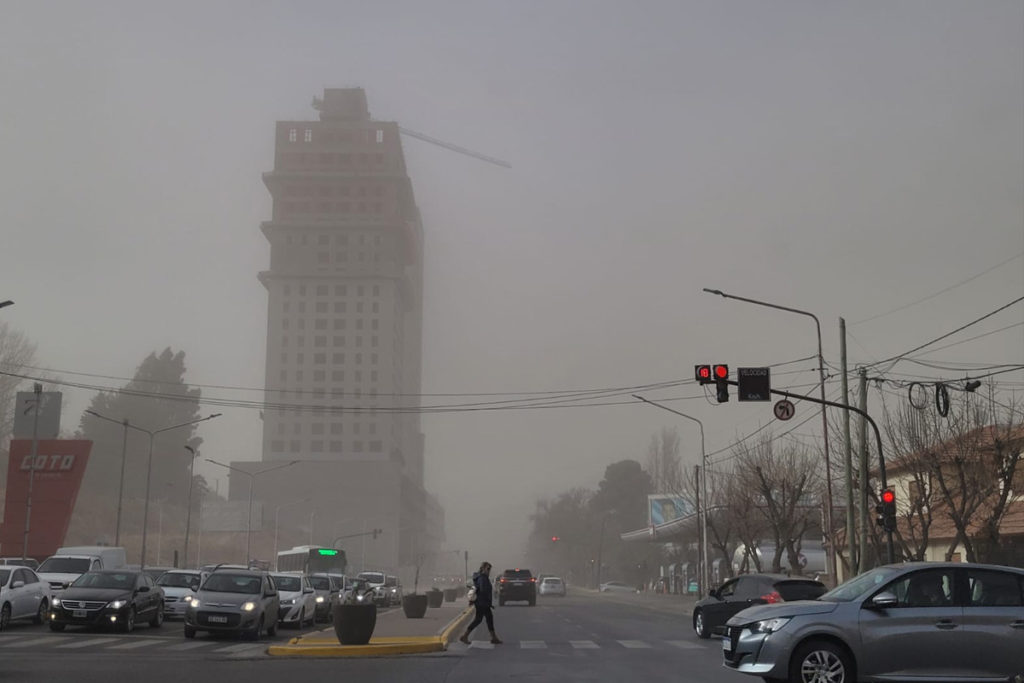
0;322;38;446
645;428;683;496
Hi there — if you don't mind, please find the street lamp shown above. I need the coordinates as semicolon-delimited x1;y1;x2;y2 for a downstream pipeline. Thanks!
206;458;299;565
702;288;836;582
0;301;13;310
274;497;311;560
85;410;221;569
632;395;709;597
183;446;202;568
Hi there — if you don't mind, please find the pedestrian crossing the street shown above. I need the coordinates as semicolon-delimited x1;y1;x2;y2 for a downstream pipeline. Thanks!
0;633;268;657
464;638;714;652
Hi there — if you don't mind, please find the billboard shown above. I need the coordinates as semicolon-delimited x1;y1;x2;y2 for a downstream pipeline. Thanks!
0;440;92;559
648;495;693;527
12;391;62;439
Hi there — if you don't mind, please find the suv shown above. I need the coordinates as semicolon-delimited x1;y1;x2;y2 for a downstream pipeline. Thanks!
498;569;536;606
184;569;279;640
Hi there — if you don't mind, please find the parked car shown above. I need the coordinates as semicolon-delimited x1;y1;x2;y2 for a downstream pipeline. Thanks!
270;572;317;627
383;575;403;606
538;576;566;597
49;570;163;633
308;573;343;622
599;581;638;594
723;562;1024;682
693;573;826;639
0;565;51;629
0;558;40;571
184;569;279;640
499;568;537;606
141;566;175;582
156;570;203;620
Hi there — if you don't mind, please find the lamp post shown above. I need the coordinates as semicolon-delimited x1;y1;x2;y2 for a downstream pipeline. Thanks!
206;459;299;565
0;300;13;310
702;288;836;582
85;410;221;570
183;446;202;568
632;395;708;597
273;497;311;560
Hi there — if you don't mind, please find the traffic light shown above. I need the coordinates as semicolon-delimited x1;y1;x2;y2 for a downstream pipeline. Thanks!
714;364;729;403
551;536;560;542
372;528;382;540
695;365;712;384
875;489;896;532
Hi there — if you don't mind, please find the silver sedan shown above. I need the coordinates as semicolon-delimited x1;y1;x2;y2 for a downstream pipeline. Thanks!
723;562;1024;683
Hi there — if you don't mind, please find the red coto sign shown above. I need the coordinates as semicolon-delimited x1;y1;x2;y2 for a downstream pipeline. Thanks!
0;440;92;559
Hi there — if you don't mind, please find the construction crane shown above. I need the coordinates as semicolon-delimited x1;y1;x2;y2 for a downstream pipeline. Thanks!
399;126;511;169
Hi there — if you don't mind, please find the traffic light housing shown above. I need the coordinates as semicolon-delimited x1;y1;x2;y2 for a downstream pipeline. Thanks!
876;489;896;532
372;528;382;540
714;364;729;403
551;536;560;542
695;365;712;384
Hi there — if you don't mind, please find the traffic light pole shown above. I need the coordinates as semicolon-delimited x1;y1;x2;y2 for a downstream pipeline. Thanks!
716;379;895;565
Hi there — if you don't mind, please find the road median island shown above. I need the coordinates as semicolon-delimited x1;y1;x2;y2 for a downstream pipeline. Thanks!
267;601;474;658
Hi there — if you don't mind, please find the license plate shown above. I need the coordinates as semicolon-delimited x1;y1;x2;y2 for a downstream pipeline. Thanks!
722;637;732;652
73;610;87;618
208;615;228;623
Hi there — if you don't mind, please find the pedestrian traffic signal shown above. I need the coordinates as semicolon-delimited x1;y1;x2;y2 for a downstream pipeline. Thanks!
876;489;896;532
695;365;712;384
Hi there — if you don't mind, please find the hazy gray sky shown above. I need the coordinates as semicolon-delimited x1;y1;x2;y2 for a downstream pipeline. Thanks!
2;1;1022;567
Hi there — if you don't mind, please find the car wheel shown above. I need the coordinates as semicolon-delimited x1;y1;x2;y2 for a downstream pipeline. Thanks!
149;603;164;628
49;622;66;632
0;603;11;632
246;616;264;641
121;607;136;634
790;639;854;683
33;599;48;625
184;625;196;639
267;619;278;637
693;609;710;639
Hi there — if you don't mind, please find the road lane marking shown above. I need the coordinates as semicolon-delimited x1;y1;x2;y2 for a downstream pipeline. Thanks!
519;640;547;649
211;643;263;654
164;641;217;651
617;640;652;648
469;641;494;649
56;637;120;649
570;640;599;649
108;639;164;650
1;636;64;647
666;640;702;650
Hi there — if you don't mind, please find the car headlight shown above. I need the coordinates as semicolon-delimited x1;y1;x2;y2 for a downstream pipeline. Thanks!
280;599;294;606
188;598;199;608
108;600;127;610
750;617;790;634
242;602;256;612
356;594;366;602
315;596;325;603
391;588;397;593
51;597;60;607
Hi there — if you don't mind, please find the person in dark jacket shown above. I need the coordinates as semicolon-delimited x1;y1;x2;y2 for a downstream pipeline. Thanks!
459;562;502;644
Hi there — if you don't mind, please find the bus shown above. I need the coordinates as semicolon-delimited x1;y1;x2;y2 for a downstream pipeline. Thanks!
276;545;348;575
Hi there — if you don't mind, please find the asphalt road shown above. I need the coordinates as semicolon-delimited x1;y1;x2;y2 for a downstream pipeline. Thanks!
0;592;748;683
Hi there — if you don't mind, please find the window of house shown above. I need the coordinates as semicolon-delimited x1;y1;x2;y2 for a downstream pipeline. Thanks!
304;128;312;142
330;441;343;453
334;319;345;330
333;336;345;346
314;353;326;364
317;284;328;295
311;423;325;435
316;302;328;313
334;302;346;313
272;440;285;452
333;353;344;363
376;129;383;143
311;440;324;453
315;319;327;330
335;284;347;295
369;440;382;453
331;423;343;435
332;370;344;381
282;319;290;330
289;128;297;142
290;440;301;453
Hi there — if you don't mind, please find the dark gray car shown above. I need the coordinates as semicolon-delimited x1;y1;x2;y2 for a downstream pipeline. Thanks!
723;562;1024;682
184;570;279;640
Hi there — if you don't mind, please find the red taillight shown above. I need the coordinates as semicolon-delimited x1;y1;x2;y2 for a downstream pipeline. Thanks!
761;591;782;604
499;578;507;583
530;578;536;583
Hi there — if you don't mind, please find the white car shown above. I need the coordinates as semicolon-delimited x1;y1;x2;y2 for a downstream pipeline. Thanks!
0;565;51;629
599;581;638;594
155;570;203;619
538;576;567;597
270;573;317;627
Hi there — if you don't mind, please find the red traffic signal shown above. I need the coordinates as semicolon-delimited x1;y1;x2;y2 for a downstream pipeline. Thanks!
695;365;712;384
551;536;560;542
881;489;895;505
714;364;729;380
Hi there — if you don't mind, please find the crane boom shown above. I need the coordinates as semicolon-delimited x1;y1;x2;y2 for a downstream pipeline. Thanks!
399;126;511;169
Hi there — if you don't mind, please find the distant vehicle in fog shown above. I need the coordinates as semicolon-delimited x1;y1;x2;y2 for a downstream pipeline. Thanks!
599;581;637;594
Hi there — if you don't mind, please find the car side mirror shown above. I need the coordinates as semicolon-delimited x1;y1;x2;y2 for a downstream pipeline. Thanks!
303;588;313;594
11;580;24;589
708;588;719;600
869;591;898;609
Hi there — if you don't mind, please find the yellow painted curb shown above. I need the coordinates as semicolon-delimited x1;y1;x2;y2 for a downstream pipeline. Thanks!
438;607;474;649
267;637;443;658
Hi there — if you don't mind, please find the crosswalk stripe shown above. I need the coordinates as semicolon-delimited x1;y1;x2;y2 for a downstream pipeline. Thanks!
468;641;494;649
107;639;163;650
519;640;547;649
1;636;63;648
164;641;217;651
617;640;652;649
56;637;120;649
666;639;702;650
570;640;599;649
211;643;263;654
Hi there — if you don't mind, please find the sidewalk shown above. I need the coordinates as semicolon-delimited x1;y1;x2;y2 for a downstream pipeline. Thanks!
267;598;473;657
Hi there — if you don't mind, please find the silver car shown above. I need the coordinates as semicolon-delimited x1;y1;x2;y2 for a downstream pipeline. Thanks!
723;562;1024;683
155;570;202;619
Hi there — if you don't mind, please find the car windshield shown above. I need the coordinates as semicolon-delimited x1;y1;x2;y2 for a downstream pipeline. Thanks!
38;558;91;574
358;572;384;584
202;574;261;594
309;577;331;590
543;578;562;584
820;567;901;602
274;575;302;591
72;572;135;590
157;573;200;589
504;570;532;579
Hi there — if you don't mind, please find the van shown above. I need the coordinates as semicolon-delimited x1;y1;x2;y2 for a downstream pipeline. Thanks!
37;546;127;593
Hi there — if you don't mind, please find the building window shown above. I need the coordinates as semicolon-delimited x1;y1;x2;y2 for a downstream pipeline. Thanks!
371;320;379;331
282;319;290;330
314;353;326;364
332;370;344;381
316;284;328;295
334;302;346;313
316;302;328;313
289;128;297;142
369;440;382;453
335;285;346;295
279;370;287;382
283;285;291;296
295;371;304;382
297;353;305;364
376;129;383;143
299;285;306;296
371;371;378;382
315;319;327;330
271;440;285;452
304;128;312;142
289;440;301;453
353;441;363;452
333;353;344;363
333;336;345;347
314;370;325;382
311;440;324;453
312;423;325;435
331;423;343;435
356;319;364;331
330;441;343;453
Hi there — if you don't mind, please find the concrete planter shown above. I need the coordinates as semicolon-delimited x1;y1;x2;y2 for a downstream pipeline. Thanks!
333;602;376;645
443;588;457;603
402;594;429;619
427;589;444;608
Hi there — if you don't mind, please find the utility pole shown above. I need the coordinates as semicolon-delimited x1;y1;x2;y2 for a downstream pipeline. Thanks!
857;368;869;568
840;318;856;576
694;465;702;595
21;383;42;560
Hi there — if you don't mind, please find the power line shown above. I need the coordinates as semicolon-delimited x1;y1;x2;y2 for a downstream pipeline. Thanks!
901;321;1024;358
851;250;1024;326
